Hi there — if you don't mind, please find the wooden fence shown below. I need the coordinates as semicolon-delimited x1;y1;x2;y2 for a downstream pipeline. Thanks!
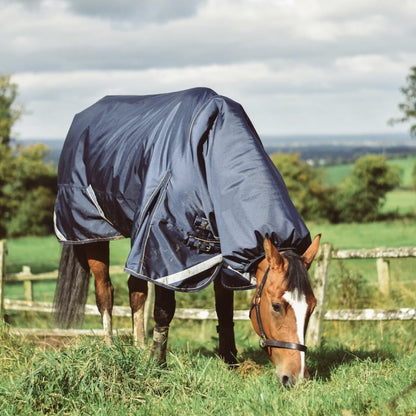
0;240;415;346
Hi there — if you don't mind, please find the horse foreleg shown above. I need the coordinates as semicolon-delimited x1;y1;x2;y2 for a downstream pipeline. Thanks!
85;241;114;344
152;286;175;366
214;274;237;365
127;275;148;348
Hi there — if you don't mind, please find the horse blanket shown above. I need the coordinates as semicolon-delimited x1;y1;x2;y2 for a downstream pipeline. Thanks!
54;87;311;291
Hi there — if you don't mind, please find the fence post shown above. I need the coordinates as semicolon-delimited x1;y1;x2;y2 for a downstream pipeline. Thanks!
0;240;6;324
21;266;34;301
307;242;332;347
144;283;154;336
376;258;390;297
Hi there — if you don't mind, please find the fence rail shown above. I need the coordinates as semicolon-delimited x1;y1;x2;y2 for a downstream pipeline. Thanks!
1;240;415;344
4;299;416;322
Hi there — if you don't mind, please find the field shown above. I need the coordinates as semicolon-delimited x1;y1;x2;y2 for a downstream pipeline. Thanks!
2;217;416;415
324;156;415;188
325;156;416;217
1;156;416;415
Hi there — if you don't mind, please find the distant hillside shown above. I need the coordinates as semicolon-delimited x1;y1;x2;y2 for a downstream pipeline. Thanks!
15;132;416;167
264;143;416;165
262;132;416;165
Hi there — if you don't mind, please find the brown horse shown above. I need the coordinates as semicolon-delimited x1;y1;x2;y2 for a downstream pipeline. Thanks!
53;88;320;387
250;235;319;386
54;234;319;387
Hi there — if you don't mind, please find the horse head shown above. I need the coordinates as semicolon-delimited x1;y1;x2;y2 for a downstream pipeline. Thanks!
250;235;320;387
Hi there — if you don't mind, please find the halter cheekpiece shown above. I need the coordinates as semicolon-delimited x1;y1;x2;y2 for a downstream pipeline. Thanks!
250;267;308;353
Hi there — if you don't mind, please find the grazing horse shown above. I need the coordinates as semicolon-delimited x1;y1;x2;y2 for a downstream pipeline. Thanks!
53;87;319;385
250;236;319;386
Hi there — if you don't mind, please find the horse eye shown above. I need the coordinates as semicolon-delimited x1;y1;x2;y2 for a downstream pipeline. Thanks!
272;303;283;314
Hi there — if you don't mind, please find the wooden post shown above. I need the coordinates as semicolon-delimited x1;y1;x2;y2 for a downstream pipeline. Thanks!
0;240;6;324
21;266;34;301
144;283;154;337
376;258;390;297
307;243;332;347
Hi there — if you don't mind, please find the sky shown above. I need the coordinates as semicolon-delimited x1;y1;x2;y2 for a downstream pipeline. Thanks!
1;0;415;140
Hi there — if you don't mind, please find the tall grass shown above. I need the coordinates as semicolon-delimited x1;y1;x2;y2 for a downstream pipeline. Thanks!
1;329;415;415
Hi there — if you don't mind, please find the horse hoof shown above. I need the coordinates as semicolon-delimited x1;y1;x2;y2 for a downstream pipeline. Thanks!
150;349;167;367
219;350;238;367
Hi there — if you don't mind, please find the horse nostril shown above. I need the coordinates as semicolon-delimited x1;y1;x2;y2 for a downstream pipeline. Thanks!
281;375;294;388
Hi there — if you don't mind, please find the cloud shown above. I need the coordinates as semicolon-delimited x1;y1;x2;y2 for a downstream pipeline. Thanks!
2;0;415;74
67;0;204;23
7;0;205;23
2;0;415;138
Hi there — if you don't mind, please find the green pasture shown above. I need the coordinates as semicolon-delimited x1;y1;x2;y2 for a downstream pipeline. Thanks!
4;219;416;310
2;225;416;416
324;156;416;217
324;155;416;188
2;143;416;415
4;219;416;306
0;329;415;416
2;217;416;414
381;188;416;216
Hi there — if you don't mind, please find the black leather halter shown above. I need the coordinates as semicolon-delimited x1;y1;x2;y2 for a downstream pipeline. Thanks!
249;267;308;352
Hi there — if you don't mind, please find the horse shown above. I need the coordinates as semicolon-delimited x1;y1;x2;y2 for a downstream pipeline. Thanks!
250;236;319;386
54;235;319;386
53;87;320;386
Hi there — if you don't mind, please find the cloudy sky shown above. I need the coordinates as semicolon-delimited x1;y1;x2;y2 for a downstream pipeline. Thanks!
1;0;415;140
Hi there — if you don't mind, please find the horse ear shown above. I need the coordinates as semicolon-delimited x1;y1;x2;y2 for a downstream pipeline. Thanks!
302;234;321;270
263;237;285;270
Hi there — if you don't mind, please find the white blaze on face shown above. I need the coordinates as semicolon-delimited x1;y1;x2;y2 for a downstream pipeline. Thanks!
282;290;308;379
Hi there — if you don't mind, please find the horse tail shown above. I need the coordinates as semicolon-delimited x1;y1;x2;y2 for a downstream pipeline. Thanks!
53;244;91;328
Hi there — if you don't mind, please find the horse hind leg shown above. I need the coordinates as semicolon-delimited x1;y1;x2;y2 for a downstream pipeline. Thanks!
128;275;148;348
84;241;114;344
214;274;238;365
152;285;176;366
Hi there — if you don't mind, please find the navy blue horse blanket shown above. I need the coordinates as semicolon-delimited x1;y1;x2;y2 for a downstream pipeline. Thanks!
54;87;311;291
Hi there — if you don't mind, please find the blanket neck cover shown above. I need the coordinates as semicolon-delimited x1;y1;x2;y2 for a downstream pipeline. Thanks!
54;87;311;292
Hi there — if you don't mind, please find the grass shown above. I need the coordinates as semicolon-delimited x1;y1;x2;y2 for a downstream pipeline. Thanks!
2;176;416;414
0;329;415;415
2;222;416;415
5;218;416;312
323;155;416;188
389;156;416;188
381;189;416;216
308;219;416;249
323;156;416;217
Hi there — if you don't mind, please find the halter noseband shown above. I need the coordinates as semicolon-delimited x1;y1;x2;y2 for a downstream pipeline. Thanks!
249;267;308;353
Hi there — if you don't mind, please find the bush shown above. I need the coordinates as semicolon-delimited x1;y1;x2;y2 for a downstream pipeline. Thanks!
330;155;401;223
0;143;57;237
271;153;333;221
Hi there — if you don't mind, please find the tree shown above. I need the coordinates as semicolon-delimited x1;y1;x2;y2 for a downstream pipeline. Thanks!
0;143;14;236
0;74;57;237
331;155;401;223
4;144;57;237
0;74;23;145
271;153;332;221
0;143;57;237
389;66;416;137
